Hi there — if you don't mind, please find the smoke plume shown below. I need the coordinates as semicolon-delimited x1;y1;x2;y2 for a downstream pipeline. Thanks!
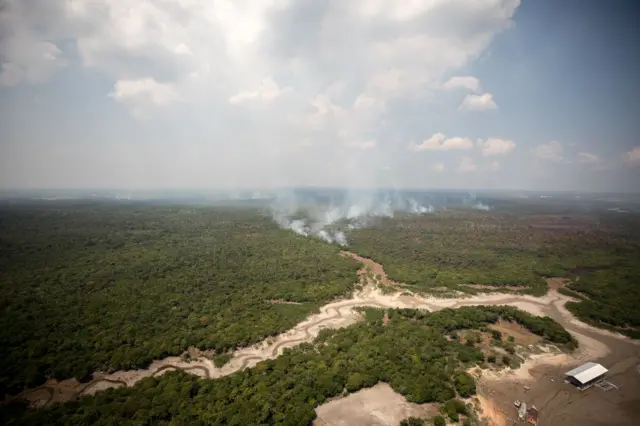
270;189;434;245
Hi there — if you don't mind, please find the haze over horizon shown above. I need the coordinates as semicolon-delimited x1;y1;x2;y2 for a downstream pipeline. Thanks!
1;0;639;192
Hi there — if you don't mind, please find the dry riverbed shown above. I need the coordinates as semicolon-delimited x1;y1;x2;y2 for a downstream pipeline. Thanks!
8;251;640;426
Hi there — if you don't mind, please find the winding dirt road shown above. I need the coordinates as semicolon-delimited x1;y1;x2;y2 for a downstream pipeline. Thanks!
10;251;639;409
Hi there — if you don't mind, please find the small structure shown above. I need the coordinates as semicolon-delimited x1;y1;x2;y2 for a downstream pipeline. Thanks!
527;406;539;425
518;402;527;420
565;362;608;391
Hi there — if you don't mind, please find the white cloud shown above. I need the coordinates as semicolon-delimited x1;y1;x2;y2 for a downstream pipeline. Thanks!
228;77;290;105
480;138;516;156
0;35;67;87
109;78;180;117
443;76;480;92
410;133;474;152
577;152;600;165
0;0;523;188
533;140;563;162
625;147;640;166
433;163;445;172
485;160;500;171
459;157;477;173
458;93;498;111
348;140;377;150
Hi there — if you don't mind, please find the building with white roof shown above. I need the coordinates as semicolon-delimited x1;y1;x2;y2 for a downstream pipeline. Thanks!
565;362;608;390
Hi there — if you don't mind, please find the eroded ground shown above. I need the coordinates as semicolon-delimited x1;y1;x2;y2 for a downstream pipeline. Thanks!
313;383;439;426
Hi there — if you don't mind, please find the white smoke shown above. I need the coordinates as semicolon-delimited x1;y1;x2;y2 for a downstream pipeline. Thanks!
463;192;491;211
473;202;490;211
270;190;434;245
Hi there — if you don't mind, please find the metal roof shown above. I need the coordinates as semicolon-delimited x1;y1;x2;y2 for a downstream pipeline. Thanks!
565;362;608;384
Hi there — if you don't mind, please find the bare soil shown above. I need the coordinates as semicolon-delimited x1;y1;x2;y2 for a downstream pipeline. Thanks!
313;383;439;426
489;320;541;347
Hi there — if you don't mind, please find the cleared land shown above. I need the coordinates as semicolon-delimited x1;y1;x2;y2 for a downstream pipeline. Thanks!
314;383;439;426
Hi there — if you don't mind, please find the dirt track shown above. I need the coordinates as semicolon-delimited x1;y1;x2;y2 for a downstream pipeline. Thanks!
11;251;640;425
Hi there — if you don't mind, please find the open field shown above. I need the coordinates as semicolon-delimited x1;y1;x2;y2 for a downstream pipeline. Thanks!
314;383;439;426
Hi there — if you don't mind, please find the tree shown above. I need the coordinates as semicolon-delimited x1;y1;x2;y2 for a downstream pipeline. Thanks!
433;415;446;426
454;372;476;397
401;417;425;426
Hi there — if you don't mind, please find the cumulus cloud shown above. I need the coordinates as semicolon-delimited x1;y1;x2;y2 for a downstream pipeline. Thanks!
533;141;564;162
480;138;516;156
443;76;480;92
458;93;498;111
459;157;477;173
433;163;445;172
109;78;180;117
410;133;474;152
228;77;291;105
485;160;500;171
624;147;640;166
347;140;377;150
0;30;67;87
577;152;600;165
0;0;522;189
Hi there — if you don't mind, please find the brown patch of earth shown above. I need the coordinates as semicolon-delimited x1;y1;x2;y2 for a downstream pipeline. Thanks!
340;251;406;288
547;277;569;291
313;383;438;426
476;394;507;426
489;320;542;347
477;355;640;426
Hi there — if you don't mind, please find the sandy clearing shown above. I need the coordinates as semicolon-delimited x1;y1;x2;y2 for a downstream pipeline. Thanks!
313;383;439;426
476;395;507;426
9;250;636;408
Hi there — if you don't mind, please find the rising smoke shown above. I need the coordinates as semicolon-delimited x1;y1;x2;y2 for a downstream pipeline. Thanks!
473;202;490;211
270;189;435;245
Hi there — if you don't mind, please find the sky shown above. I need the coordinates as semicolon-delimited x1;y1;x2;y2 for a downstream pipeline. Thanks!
1;0;639;192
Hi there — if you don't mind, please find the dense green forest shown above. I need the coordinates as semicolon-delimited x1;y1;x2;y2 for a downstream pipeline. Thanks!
0;305;574;425
0;203;360;395
348;209;640;336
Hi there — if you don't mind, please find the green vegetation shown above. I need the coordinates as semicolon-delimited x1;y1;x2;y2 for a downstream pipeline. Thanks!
400;417;425;426
433;415;446;426
441;398;467;422
348;209;640;336
0;204;360;395
212;353;232;368
0;305;573;425
453;372;475;397
348;212;551;293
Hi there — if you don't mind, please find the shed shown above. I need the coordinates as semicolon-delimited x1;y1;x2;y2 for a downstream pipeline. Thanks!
565;362;607;390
